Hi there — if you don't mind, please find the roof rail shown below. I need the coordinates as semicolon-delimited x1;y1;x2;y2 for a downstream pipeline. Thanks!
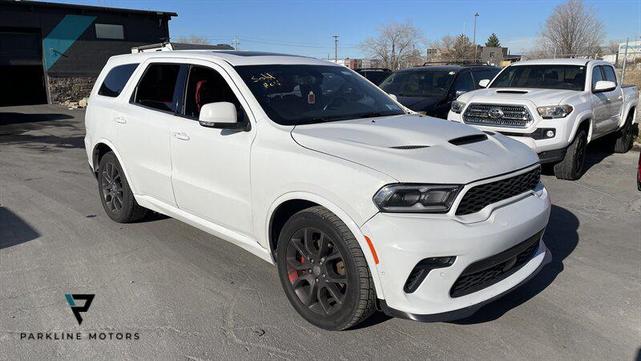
132;41;234;53
421;60;489;66
357;67;392;71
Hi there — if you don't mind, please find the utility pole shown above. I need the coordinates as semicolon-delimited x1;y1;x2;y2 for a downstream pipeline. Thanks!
473;12;479;63
622;38;629;84
333;35;339;63
232;37;239;50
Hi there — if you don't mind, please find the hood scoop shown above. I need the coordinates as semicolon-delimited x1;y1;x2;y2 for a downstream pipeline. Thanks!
449;134;488;146
389;145;430;150
495;90;529;94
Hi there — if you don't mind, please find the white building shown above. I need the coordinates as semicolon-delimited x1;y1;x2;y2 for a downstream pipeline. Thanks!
618;40;641;62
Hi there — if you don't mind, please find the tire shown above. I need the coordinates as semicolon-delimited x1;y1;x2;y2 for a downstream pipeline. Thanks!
554;129;588;180
276;206;376;330
613;113;636;153
97;152;147;223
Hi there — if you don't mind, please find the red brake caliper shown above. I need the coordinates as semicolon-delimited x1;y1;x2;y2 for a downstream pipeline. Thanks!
288;256;305;283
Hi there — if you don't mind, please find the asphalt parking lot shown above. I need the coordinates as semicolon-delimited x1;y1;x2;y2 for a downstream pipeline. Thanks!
1;104;640;361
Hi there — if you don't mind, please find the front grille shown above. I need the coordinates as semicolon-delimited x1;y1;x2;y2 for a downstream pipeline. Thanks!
463;103;532;128
455;167;541;216
450;230;543;297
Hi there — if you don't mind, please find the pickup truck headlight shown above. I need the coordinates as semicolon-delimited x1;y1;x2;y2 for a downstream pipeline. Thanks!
451;100;466;114
537;105;573;119
373;184;461;213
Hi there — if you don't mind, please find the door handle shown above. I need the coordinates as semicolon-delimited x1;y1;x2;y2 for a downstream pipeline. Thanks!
173;132;190;141
113;116;126;124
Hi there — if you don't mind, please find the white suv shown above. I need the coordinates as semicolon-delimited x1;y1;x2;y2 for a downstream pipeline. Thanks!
85;51;551;330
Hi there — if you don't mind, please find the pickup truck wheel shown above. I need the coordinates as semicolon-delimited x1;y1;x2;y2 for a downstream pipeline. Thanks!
554;129;587;180
97;152;147;223
613;114;635;153
276;206;376;330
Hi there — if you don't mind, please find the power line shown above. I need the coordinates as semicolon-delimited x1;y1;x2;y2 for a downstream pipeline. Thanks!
172;35;361;49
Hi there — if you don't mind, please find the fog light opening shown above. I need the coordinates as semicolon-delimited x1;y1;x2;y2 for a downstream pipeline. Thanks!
403;256;456;293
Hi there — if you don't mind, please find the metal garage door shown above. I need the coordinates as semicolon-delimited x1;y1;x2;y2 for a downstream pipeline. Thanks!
0;30;48;106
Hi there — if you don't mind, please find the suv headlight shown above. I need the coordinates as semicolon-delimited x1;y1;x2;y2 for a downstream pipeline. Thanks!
373;184;461;213
537;105;573;119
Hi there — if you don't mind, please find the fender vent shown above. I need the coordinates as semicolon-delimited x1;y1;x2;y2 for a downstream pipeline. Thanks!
389;145;430;150
449;134;488;146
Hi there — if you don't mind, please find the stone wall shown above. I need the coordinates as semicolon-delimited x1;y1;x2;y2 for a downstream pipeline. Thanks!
47;75;97;104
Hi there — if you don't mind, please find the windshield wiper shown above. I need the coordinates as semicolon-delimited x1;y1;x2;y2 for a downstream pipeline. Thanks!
353;112;398;119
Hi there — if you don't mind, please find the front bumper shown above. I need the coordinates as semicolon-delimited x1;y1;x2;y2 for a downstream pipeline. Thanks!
361;182;551;318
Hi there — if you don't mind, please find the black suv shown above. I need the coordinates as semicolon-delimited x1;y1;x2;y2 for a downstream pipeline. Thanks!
355;68;392;85
380;65;500;119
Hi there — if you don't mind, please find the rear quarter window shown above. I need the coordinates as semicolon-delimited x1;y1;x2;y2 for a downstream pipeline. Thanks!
98;63;139;97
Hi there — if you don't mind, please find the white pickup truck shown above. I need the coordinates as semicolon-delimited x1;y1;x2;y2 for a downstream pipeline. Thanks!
448;59;638;180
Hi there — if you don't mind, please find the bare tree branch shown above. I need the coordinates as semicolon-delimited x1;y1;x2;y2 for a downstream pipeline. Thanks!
432;34;476;62
360;22;425;70
536;0;605;58
174;35;211;45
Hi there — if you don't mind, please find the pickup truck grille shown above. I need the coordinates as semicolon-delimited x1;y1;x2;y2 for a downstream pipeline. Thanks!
463;103;532;128
455;166;541;216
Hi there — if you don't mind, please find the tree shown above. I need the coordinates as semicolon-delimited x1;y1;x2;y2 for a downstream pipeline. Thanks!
539;0;605;57
605;40;620;55
175;35;210;45
485;33;501;47
433;34;475;61
360;21;426;70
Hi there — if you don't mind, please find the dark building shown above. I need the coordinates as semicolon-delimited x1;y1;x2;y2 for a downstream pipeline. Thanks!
0;0;176;106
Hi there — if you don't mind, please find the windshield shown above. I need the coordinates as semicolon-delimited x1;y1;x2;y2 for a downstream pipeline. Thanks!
379;70;455;97
235;65;404;125
490;65;586;91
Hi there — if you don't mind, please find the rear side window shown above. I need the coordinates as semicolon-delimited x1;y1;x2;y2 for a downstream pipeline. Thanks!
602;66;617;85
133;64;184;112
98;63;138;97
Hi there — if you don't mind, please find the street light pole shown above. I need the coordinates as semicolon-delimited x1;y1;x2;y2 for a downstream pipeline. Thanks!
473;12;479;63
333;35;339;63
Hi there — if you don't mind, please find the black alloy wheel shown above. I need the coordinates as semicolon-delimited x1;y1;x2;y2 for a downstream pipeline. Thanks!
101;161;124;213
285;227;348;315
97;152;147;223
276;206;376;330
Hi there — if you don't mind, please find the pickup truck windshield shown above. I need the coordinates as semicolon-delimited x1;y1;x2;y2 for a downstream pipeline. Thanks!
235;65;405;125
379;70;455;97
490;65;586;91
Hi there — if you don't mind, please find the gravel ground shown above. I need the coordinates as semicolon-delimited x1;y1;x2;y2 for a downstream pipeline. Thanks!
1;104;640;361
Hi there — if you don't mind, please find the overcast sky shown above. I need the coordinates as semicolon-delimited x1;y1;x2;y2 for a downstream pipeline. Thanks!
49;0;641;58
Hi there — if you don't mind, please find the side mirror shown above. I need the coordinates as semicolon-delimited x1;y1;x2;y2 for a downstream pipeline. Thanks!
593;80;616;93
478;79;490;88
455;90;467;98
198;102;245;129
388;93;398;102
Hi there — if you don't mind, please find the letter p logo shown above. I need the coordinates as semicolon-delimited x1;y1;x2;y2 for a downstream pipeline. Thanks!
65;293;94;325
